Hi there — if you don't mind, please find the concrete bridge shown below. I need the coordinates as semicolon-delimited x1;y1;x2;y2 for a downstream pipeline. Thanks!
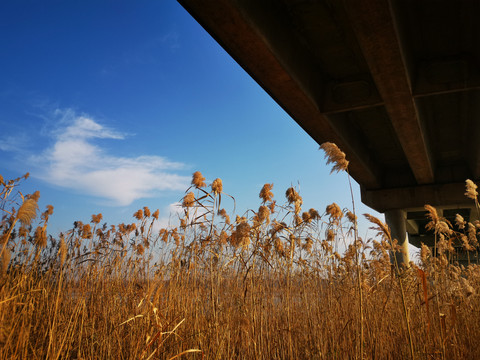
178;0;480;265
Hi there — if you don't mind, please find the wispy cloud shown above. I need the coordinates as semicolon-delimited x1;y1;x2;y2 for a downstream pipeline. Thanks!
0;133;29;152
32;109;190;206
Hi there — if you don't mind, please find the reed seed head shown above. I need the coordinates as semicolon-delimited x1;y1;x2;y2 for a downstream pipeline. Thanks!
455;214;465;230
91;213;103;224
465;179;478;200
45;204;54;216
461;234;474;251
136;243;145;256
326;229;335;242
467;222;479;248
160;229;169;243
28;190;41;202
192;171;206;188
18;226;28;240
274;237;284;255
320;142;349;173
228;231;239;248
183;192;195;208
303;237;313;253
364;213;391;242
436;221;452;235
1;247;10;276
133;209;144;221
285;187;301;204
259;183;274;203
17;198;38;226
82;224;92;239
211;178;223;195
180;218;187;230
302;211;311;223
308;208;320;221
326;203;343;224
219;230;228;245
346;211;357;224
424;204;439;231
218;208;230;224
257;205;270;224
143;207;151;218
236;215;247;224
236;221;251;249
34;226;47;248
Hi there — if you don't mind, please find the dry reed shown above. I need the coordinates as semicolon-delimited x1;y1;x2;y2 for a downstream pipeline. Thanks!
1;166;480;359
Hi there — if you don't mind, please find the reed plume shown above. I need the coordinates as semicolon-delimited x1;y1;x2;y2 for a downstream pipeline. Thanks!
192;171;206;188
346;211;357;223
236;221;251;249
17;198;38;226
425;205;439;230
308;208;320;220
2;171;480;359
259;183;274;203
58;236;67;265
211;178;223;195
0;247;10;276
320;142;349;173
34;225;47;248
143;207;151;218
133;209;144;221
326;203;343;224
256;205;270;224
183;192;195;208
91;213;103;224
465;179;478;200
364;213;391;242
455;214;465;230
302;211;311;223
28;190;40;202
218;208;230;224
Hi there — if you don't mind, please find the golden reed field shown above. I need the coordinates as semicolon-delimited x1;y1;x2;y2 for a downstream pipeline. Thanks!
1;143;479;359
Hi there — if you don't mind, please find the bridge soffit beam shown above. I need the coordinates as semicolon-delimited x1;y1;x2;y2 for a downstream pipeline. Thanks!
344;0;435;185
179;0;383;189
360;181;475;213
468;107;480;179
413;57;480;98
235;0;383;189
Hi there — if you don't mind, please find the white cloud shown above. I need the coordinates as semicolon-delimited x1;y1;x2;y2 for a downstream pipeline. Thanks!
0;134;29;152
155;202;183;229
59;116;125;140
33;109;190;206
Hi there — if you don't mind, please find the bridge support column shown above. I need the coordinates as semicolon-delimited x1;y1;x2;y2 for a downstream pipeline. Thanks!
384;209;410;267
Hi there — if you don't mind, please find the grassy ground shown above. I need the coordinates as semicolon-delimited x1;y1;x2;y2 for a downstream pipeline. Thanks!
1;146;480;359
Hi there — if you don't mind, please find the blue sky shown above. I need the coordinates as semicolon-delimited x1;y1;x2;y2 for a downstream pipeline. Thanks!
0;1;383;240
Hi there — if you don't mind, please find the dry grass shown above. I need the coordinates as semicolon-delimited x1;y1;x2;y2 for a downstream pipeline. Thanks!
1;167;480;359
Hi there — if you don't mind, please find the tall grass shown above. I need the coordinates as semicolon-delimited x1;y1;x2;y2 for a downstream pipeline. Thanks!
1;154;480;359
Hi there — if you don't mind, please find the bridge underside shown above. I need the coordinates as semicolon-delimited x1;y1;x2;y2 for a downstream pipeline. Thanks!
179;0;480;258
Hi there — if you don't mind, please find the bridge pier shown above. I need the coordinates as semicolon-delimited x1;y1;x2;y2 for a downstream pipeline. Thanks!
384;209;410;267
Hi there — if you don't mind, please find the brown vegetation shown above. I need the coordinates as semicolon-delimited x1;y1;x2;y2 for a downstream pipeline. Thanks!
1;153;480;359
